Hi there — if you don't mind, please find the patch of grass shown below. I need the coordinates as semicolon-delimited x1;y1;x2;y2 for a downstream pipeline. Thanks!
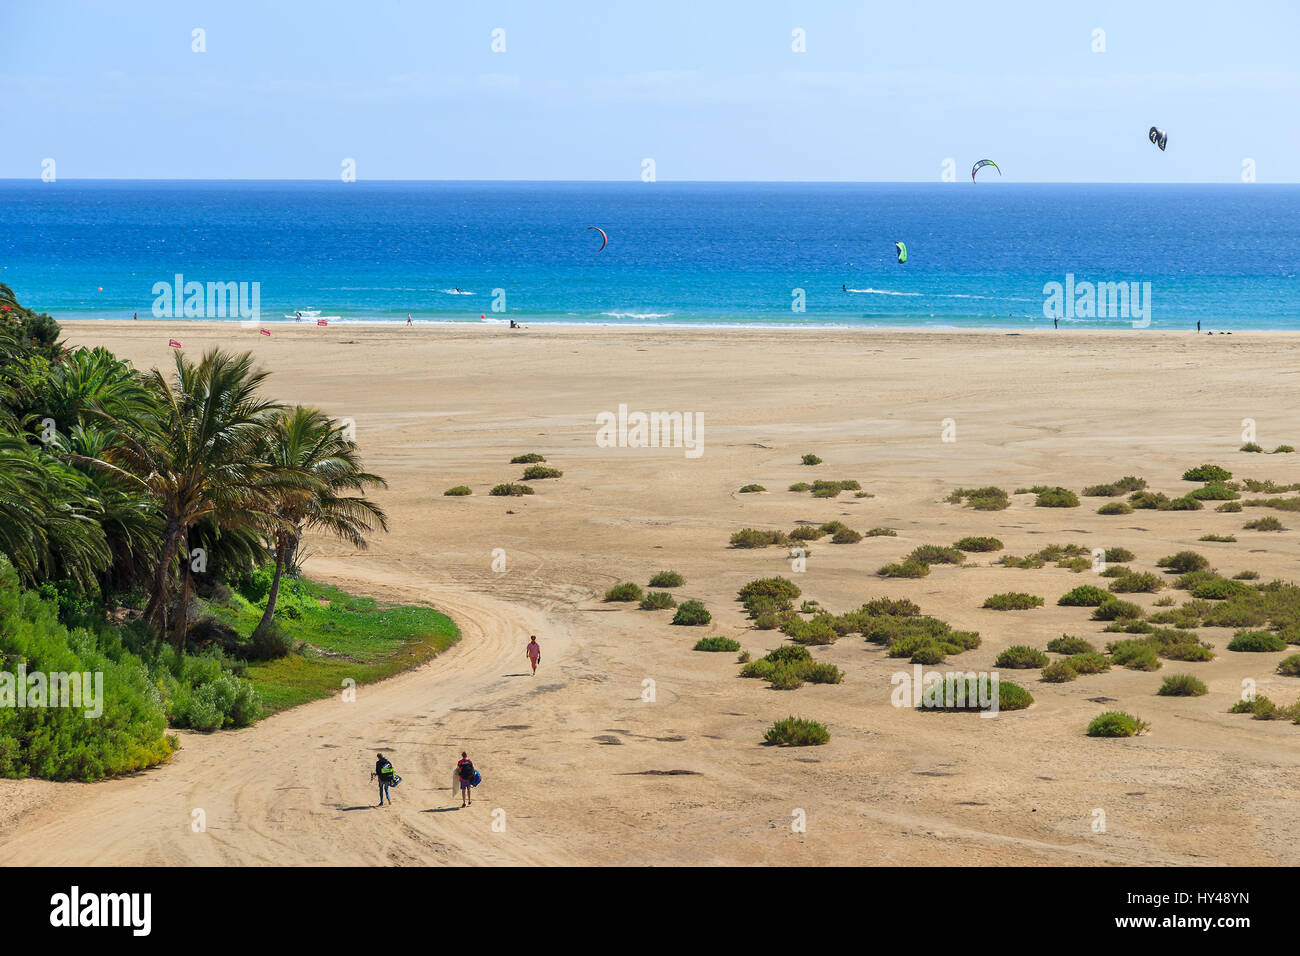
604;582;644;602
1041;660;1078;682
995;645;1050;668
878;558;930;578
1227;630;1287;652
510;453;546;463
1183;464;1233;482
639;591;677;610
490;483;534;496
442;486;472;496
948;486;1010;511
1048;635;1097;654
671;600;711;626
1128;491;1170;510
764;716;829;746
1097;502;1133;515
1086;712;1149;737
693;636;740;652
729;528;789;549
1067;652;1112;674
1059;585;1109;607
800;454;823;466
1274;445;1295;454
1233;570;1259;580
1035;487;1080;508
1199;534;1236;542
1216;501;1243;513
1157;674;1208;696
831;528;863;544
865;527;898;537
982;592;1044;611
954;536;1003;552
788;482;811;492
1277;654;1300;677
521;465;563;480
649;570;685;588
1107;570;1165;594
738;484;766;493
1244;516;1286;531
909;544;965;565
1241;442;1264;453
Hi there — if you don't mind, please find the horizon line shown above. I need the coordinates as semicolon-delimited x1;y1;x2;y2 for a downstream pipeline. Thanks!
1;177;1291;186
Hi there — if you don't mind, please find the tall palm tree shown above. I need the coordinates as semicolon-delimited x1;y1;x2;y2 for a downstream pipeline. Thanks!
251;406;388;639
75;348;296;647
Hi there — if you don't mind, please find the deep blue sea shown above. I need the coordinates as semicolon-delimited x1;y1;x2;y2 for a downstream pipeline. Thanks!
1;180;1297;329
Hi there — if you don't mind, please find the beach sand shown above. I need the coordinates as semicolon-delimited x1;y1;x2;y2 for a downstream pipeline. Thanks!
3;321;1298;866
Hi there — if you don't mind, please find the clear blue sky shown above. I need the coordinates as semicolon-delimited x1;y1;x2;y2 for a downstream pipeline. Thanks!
2;0;1297;182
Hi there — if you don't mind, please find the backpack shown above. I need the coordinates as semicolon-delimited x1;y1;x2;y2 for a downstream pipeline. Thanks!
458;760;474;780
379;761;394;780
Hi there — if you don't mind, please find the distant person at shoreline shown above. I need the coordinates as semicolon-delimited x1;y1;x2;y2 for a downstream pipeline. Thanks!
407;314;412;325
456;752;475;807
1053;317;1058;329
132;312;137;321
371;753;395;807
526;635;541;675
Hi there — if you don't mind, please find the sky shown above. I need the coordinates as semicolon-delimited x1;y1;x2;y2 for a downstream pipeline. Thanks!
2;0;1298;182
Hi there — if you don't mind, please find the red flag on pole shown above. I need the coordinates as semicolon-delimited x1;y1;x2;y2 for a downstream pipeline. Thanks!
259;328;271;336
316;319;328;327
168;339;182;348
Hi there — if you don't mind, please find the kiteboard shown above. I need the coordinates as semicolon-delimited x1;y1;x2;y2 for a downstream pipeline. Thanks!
451;768;461;799
471;770;482;788
389;774;401;788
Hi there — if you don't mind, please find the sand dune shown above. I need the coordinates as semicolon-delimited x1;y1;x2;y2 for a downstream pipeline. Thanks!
3;322;1299;866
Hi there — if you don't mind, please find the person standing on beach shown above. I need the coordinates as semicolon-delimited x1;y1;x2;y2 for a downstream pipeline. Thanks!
372;753;396;807
407;314;412;325
526;635;541;675
456;752;475;807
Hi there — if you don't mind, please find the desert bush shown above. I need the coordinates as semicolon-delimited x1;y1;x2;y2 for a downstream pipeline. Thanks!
672;600;711;626
649;570;685;588
1165;496;1204;511
443;486;472;496
1199;534;1236;543
1098;502;1133;515
521;465;563;480
1233;570;1259;580
730;528;788;548
1082;483;1120;496
640;591;677;610
510;453;546;463
1241;442;1264;453
1189;484;1239;501
1217;501;1243;513
1093;599;1143;621
693;636;740;652
804;662;844;684
788;482;810;492
832;528;863;544
788;525;824;541
1274;445;1295;454
949;486;1010;511
1104;548;1135;562
1086;712;1149;737
1110;640;1161;670
801;454;822;466
995;645;1050;668
909;545;964;565
1190;578;1253;600
1048;635;1097;654
739;659;777;680
954;536;1003;553
878;559;929;578
1108;571;1165;594
1227;630;1286;652
982;592;1044;611
738;577;801;603
1158;674;1208;696
916;676;1033;712
1276;654;1300;677
1244;516;1285;531
1067;652;1111;674
764;716;829;746
1183;464;1233;482
490;483;534;496
738;484;766;493
1058;585;1109;607
1041;660;1078;682
865;527;898;537
1035;487;1080;508
1115;476;1148;491
604;582;644;602
1128;491;1170;509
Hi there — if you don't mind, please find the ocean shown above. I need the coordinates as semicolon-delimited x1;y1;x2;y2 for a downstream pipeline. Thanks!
1;180;1297;329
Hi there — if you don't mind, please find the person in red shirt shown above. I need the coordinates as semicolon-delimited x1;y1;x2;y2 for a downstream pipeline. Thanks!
456;752;475;807
525;635;541;675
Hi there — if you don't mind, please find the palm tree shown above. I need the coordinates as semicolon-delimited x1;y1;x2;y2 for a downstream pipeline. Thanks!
75;348;295;647
251;406;388;639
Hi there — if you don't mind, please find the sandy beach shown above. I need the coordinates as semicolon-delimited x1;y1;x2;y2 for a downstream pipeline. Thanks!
3;320;1299;866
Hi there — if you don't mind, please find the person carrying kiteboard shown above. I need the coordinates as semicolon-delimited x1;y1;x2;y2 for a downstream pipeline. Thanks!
372;753;398;807
455;751;480;807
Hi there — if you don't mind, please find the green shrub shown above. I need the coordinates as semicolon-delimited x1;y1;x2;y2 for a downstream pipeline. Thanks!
916;676;1033;712
788;525;824;541
521;465;562;480
510;453;546;463
909;545;964;565
1157;674;1208;696
1035;487;1080;508
1104;548;1135;562
604;582;644;602
1244;517;1285;531
1190;578;1253;600
1216;501;1243;513
1165;496;1204;511
693;636;740;652
1110;640;1161;670
801;454;822;466
738;484;766;493
1115;476;1147;492
1157;551;1209;574
788;482;810;492
982;592;1044;611
729;528;788;548
1241;442;1263;453
1199;534;1236;543
1082;483;1120;496
649;570;684;588
738;577;801;603
1189;484;1239;500
949;486;1010;511
1086;712;1149;737
954;536;1003;553
995;645;1050;668
1227;630;1286;652
1183;464;1232;482
878;559;929;578
443;485;472;496
1047;635;1096;654
865;527;898;537
640;591;677;610
490;483;534;496
1276;655;1300;676
1067;652;1111;674
1058;585;1108;607
739;659;777;680
672;600;711;626
764;716;829;746
1041;660;1078;682
1128;490;1170;509
1093;599;1143;621
1274;445;1295;454
831;528;863;544
1098;502;1133;515
1108;571;1165;594
1232;570;1258;580
769;666;805;690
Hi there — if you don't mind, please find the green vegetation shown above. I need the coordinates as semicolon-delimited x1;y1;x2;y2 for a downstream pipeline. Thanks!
1277;655;1300;677
865;527;898;537
764;716;830;746
639;591;677;610
1059;585;1109;607
1183;464;1232;482
953;536;1003;552
729;528;788;549
915;675;1033;712
1035;487;1080;508
1241;442;1263;453
831;527;863;544
800;454;822;466
982;592;1044;611
672;599;711;626
1093;598;1144;621
1217;501;1243;513
1244;516;1285;531
693;636;740;652
909;544;964;565
490;483;534;496
1156;551;1209;574
604;582;644;602
787;482;810;492
1157;674;1208;697
1086;712;1149;737
443;485;472;496
1047;635;1096;654
510;453;546;464
1274;445;1295;454
1068;652;1112;675
995;645;1050;668
649;570;685;588
948;486;1010;511
1107;570;1165;594
738;484;765;493
1199;534;1236;542
1227;630;1287;652
1097;502;1133;515
878;558;929;578
1041;660;1077;682
521;465;562;480
1128;491;1170;509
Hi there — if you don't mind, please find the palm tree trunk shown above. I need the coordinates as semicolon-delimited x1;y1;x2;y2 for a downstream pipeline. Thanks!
144;517;183;634
252;534;290;639
171;528;192;652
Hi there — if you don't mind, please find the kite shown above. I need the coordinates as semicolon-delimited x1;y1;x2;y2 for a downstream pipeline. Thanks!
587;226;608;252
895;241;908;264
971;159;1000;182
1149;127;1167;151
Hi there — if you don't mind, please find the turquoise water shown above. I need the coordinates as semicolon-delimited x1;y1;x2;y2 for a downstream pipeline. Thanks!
1;180;1297;329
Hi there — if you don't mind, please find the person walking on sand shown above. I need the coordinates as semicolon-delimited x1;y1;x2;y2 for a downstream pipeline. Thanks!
456;752;475;807
372;752;396;807
526;635;541;675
